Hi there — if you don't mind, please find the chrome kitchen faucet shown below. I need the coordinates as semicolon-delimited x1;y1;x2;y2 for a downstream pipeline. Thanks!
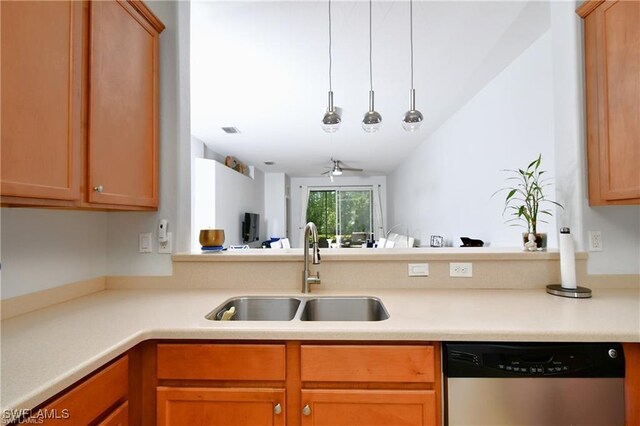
302;222;321;293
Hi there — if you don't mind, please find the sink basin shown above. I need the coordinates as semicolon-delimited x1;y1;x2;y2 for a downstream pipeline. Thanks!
206;296;302;321
300;297;389;321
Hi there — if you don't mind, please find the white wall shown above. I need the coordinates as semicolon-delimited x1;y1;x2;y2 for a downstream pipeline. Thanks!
264;173;288;239
106;0;181;276
289;175;388;248
388;31;557;249
550;1;639;275
193;158;266;249
0;210;108;299
193;158;216;249
214;162;265;247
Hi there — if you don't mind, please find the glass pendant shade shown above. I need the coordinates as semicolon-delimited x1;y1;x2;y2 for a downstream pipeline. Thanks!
402;89;423;132
322;90;341;133
362;90;382;133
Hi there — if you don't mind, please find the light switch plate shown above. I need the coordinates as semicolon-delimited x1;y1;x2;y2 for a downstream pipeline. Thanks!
139;232;152;253
450;262;473;277
408;263;429;277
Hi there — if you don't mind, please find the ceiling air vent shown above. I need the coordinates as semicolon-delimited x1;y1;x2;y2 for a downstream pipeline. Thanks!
221;127;240;134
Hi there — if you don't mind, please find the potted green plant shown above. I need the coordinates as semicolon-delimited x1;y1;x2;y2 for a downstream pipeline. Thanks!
494;154;563;250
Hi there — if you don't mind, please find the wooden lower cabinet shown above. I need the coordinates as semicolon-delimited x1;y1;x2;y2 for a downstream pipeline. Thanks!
300;390;437;426
24;355;128;425
156;387;286;426
298;343;441;426
624;343;640;426
152;342;441;426
97;401;129;426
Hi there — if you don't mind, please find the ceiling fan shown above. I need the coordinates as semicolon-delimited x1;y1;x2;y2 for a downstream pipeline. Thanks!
321;158;364;176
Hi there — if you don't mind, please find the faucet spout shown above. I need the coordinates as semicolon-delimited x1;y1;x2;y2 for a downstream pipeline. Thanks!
302;222;321;293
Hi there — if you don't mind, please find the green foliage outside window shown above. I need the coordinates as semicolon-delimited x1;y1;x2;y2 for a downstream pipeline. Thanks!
306;189;372;247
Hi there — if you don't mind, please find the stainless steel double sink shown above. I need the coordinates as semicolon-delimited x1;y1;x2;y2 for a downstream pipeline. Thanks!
206;296;389;322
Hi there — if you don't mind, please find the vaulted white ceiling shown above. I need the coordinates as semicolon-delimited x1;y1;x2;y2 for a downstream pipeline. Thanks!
191;0;550;177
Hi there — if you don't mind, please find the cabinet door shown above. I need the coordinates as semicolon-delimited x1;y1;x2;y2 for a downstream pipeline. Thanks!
157;387;286;426
1;0;82;201
624;343;640;426
300;390;437;426
591;0;640;202
88;0;159;207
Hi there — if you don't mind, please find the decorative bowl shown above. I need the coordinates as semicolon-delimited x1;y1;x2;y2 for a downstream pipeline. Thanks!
200;229;225;247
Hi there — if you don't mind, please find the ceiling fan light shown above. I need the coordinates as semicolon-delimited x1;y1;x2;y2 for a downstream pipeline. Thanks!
331;161;343;175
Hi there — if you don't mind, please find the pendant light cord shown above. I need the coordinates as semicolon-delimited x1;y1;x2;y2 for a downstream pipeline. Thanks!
410;0;414;91
328;0;333;93
369;0;373;92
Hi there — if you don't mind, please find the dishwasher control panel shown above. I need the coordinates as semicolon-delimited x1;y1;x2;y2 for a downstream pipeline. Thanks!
444;342;625;378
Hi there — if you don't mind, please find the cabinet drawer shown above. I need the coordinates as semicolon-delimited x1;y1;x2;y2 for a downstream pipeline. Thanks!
96;401;128;426
157;344;286;381
301;345;434;383
36;355;128;425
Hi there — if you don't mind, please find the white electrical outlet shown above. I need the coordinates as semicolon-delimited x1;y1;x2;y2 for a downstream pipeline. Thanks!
139;233;152;253
158;232;172;254
588;231;603;251
408;263;429;277
450;262;473;277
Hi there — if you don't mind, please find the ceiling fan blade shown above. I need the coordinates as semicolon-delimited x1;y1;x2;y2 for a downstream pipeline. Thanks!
341;167;364;172
321;170;331;175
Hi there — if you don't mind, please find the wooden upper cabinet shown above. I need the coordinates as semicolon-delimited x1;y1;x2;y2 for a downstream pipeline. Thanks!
1;0;164;210
88;0;160;207
0;1;82;201
578;0;640;205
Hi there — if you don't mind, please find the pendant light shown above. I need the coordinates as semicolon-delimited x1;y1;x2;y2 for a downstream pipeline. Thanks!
402;0;423;132
362;0;382;132
322;0;341;133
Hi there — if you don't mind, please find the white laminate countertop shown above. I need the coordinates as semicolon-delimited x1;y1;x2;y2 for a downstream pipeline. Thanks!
1;287;639;412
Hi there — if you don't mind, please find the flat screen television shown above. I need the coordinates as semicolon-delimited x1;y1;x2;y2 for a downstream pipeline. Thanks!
242;212;260;243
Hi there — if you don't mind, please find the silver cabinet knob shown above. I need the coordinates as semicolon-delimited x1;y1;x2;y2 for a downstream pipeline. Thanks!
93;185;104;193
302;404;311;416
273;403;282;415
608;349;618;358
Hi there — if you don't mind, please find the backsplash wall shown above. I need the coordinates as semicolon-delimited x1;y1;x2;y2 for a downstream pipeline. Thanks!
388;31;556;250
0;209;108;299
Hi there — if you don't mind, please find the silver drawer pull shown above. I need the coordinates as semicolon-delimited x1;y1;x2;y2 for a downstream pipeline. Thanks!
93;185;104;193
274;403;282;415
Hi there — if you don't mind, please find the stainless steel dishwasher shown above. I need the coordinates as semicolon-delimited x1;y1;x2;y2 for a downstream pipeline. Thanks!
443;342;625;426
